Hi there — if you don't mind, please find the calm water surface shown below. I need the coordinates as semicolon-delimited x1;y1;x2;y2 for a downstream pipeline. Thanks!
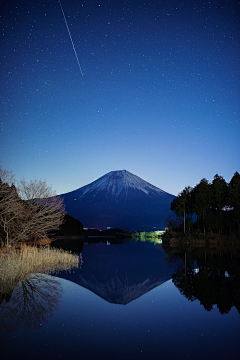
1;240;239;360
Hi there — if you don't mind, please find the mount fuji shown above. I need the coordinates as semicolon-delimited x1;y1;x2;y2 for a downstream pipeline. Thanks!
56;242;184;305
59;170;175;231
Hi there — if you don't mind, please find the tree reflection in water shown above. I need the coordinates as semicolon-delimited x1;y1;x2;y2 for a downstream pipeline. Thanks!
171;249;240;315
0;244;79;336
0;273;62;333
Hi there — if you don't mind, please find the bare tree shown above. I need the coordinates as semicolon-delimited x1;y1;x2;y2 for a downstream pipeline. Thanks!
0;163;65;245
17;179;65;241
0;273;62;332
0;163;15;184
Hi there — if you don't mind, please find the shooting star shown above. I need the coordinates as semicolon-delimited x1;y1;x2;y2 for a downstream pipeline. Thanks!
59;0;83;76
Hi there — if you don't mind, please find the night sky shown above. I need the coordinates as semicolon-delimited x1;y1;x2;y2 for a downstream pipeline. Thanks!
1;0;239;195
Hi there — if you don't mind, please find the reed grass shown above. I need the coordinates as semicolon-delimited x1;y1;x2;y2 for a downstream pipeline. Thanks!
0;245;79;295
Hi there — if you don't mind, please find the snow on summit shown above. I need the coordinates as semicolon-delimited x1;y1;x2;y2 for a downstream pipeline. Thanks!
60;170;175;231
79;170;166;201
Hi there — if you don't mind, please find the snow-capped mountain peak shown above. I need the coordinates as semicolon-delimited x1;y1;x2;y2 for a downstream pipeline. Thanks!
61;170;175;231
79;170;166;201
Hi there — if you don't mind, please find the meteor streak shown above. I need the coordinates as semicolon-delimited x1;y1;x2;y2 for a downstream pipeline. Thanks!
59;0;83;76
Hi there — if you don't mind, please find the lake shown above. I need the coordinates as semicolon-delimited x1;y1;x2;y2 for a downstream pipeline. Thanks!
0;239;239;359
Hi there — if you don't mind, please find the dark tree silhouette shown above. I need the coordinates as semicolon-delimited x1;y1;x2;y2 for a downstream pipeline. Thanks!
0;165;65;246
170;171;240;236
172;252;240;315
211;174;228;213
228;172;240;236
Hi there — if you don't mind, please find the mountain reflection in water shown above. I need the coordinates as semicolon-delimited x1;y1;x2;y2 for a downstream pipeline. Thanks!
0;240;239;360
56;241;184;304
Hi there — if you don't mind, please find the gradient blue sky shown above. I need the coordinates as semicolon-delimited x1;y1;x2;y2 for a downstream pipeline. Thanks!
1;0;239;195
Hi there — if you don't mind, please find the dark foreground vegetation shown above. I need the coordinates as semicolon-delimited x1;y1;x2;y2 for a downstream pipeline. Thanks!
0;164;83;248
162;230;240;248
0;244;79;320
162;241;240;315
0;164;80;308
166;172;240;238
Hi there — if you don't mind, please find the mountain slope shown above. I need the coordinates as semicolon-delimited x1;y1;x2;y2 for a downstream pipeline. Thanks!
56;242;184;305
60;170;175;231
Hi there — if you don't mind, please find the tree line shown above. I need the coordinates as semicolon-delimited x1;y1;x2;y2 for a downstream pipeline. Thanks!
169;172;240;236
172;251;240;315
0;165;65;247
